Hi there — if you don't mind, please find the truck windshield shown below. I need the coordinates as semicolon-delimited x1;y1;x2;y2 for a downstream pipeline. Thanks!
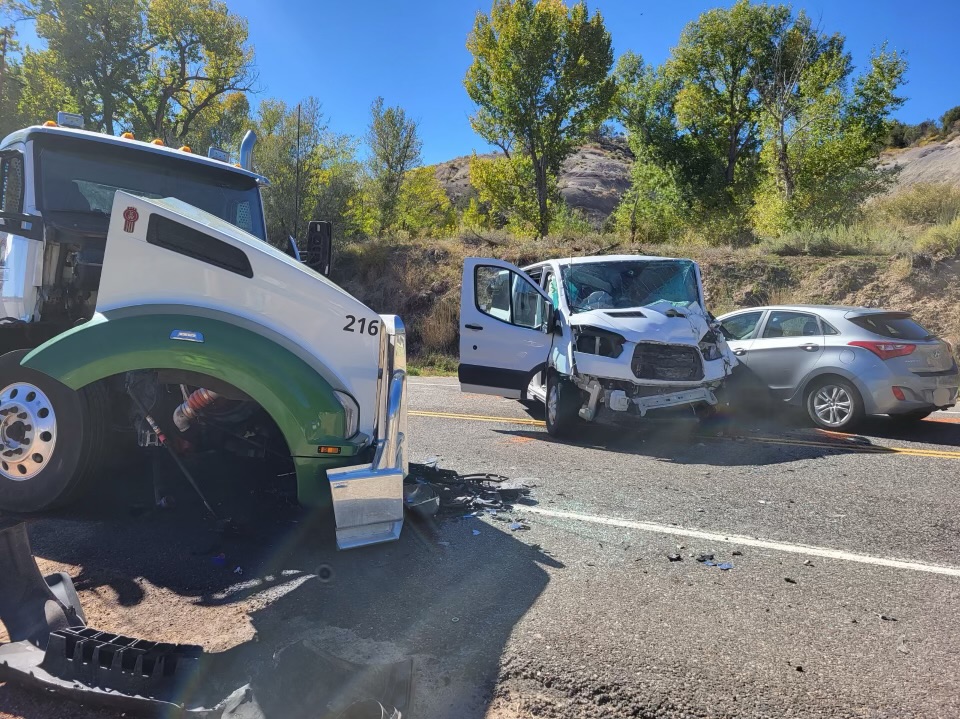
559;259;700;313
36;139;266;241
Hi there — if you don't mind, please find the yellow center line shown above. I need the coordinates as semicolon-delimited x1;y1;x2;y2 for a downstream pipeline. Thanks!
410;410;960;460
410;409;546;426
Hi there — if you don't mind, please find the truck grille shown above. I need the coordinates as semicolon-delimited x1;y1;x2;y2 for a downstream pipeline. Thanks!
631;343;704;382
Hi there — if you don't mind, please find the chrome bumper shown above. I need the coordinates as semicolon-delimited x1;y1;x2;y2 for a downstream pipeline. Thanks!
326;315;408;550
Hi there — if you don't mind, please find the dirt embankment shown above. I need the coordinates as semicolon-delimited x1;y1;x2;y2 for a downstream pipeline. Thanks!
332;237;960;362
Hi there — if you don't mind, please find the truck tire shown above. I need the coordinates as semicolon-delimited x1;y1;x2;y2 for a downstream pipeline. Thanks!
0;350;107;513
545;373;580;438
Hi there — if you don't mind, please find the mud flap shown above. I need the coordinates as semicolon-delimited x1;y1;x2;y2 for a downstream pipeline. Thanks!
0;519;85;647
0;520;413;718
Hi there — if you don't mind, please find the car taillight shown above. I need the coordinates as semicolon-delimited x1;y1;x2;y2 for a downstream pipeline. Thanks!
848;340;916;360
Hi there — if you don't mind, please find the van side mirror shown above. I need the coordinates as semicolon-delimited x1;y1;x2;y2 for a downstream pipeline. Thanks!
543;302;558;334
305;220;333;277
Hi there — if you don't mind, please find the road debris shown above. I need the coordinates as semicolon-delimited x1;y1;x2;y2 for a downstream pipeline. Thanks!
731;550;743;556
696;553;715;563
406;461;533;517
667;553;682;562
472;530;481;536
509;522;530;531
879;614;897;622
803;560;814;567
233;566;243;576
785;577;797;584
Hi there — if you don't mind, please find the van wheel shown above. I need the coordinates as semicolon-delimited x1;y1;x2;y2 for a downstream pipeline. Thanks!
806;377;864;431
546;373;580;438
0;350;107;513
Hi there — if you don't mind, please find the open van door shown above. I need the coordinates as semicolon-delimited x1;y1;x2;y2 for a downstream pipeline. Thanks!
459;258;554;398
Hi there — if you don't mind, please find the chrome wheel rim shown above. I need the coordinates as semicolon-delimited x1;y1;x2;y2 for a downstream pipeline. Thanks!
0;382;57;480
547;383;559;427
812;385;853;427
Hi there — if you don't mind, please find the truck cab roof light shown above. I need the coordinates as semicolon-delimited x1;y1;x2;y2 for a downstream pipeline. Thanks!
43;120;58;127
179;145;192;153
151;139;164;146
56;111;84;129
121;132;135;139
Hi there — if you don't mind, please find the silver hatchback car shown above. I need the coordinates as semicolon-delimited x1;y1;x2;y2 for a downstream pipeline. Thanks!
716;305;959;430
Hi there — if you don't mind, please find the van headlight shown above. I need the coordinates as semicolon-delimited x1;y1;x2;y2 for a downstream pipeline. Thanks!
698;330;723;361
573;326;626;358
333;391;360;438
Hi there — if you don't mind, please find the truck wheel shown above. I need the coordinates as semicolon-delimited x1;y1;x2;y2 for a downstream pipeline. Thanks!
805;377;864;431
0;350;107;513
545;373;580;438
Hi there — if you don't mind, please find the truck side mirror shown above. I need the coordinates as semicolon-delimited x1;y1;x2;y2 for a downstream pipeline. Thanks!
543;302;558;334
305;221;333;277
285;235;302;262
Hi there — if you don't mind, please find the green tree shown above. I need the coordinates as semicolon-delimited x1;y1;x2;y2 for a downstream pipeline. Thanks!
751;42;906;233
128;0;256;143
0;24;25;136
12;0;254;141
464;0;615;237
366;96;422;236
396;166;456;238
942;105;960;134
469;153;542;237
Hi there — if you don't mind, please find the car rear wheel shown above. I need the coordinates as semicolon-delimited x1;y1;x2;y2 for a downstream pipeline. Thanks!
805;378;864;430
545;373;579;438
0;350;107;513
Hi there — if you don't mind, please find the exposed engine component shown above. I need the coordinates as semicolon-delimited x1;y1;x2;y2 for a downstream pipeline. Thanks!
173;388;220;432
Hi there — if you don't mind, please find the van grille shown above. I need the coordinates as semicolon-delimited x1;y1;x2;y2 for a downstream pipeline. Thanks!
631;343;704;382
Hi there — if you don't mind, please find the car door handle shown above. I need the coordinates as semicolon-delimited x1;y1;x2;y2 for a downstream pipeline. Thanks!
799;343;819;351
733;348;746;356
464;324;483;331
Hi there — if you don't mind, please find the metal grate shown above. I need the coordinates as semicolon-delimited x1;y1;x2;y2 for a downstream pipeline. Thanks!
631;343;704;382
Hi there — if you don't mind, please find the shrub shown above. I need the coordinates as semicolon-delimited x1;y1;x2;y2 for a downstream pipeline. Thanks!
914;218;960;259
874;183;960;226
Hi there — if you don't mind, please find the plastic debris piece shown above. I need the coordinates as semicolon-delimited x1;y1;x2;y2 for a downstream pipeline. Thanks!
795;665;804;672
509;522;529;531
451;617;459;623
731;550;743;556
879;614;897;622
233;566;243;575
696;553;715;563
667;554;682;562
784;577;797;584
803;559;814;567
717;562;733;570
704;560;717;567
472;530;480;536
421;455;440;469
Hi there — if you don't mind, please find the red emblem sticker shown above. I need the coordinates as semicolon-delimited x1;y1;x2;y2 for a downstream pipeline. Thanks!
122;206;140;233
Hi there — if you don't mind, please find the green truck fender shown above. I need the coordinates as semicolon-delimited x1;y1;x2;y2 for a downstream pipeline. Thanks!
21;312;363;508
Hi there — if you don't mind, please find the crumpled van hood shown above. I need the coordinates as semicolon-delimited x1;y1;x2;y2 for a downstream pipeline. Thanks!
567;301;711;344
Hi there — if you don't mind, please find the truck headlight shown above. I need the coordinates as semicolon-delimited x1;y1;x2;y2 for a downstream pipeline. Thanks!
333;391;360;439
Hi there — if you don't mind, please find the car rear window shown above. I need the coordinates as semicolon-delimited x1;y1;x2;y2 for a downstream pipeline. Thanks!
848;313;932;341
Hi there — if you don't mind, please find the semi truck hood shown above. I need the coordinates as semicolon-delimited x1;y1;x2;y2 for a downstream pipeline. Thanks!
95;192;384;437
567;302;713;345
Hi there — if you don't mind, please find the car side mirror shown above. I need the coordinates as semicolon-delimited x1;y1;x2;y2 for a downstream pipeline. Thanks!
305;220;333;277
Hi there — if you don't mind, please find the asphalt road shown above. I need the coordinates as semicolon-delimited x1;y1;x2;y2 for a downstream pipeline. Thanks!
4;377;960;718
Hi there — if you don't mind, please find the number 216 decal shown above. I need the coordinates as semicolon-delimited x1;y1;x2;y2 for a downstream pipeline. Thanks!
343;315;379;335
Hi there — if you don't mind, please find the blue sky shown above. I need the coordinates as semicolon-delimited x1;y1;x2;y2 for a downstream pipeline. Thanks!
12;0;959;165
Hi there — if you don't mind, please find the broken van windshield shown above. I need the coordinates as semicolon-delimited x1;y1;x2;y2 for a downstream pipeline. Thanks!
559;259;700;313
37;140;267;241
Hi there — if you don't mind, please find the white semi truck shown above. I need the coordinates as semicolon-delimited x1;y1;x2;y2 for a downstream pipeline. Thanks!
0;116;407;549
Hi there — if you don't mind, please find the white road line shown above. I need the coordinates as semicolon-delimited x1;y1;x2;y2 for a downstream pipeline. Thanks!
519;506;960;578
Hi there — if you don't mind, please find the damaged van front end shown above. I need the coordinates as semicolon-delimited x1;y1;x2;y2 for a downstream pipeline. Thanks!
566;304;735;422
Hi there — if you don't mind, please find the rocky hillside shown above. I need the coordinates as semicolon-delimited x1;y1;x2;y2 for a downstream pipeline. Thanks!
432;138;633;226
882;134;960;189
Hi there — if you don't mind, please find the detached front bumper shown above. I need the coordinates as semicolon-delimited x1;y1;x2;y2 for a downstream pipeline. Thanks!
326;316;408;550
